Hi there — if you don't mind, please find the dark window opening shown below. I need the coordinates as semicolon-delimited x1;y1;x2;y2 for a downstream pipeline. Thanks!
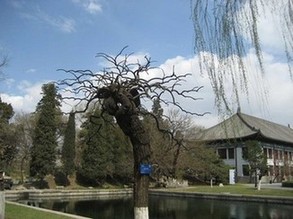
218;148;227;159
242;165;250;176
228;148;235;159
242;147;248;159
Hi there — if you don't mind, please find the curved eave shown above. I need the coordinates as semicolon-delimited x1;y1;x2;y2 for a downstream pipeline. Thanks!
204;133;259;145
202;132;293;148
258;131;293;148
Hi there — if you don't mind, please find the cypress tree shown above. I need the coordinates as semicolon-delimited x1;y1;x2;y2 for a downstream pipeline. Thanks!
77;108;115;186
61;112;76;175
30;83;61;179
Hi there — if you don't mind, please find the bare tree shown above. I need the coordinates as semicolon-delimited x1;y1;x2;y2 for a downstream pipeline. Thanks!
167;109;198;178
0;54;8;81
58;47;204;219
13;113;35;183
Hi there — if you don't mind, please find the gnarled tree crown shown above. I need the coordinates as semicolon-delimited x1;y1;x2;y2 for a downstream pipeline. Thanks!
58;47;205;120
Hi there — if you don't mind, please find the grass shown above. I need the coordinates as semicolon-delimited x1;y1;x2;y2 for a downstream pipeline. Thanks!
5;202;78;219
167;184;293;197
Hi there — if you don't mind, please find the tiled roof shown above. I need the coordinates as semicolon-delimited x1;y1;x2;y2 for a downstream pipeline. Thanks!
198;112;293;146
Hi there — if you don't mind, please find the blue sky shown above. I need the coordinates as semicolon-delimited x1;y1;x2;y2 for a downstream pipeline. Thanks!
0;0;292;128
0;0;193;86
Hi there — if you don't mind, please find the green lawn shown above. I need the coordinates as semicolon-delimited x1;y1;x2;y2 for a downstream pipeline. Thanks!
5;202;78;219
169;184;293;197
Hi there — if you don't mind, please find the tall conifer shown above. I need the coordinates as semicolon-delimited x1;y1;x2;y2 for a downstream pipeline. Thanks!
77;108;115;185
30;83;61;179
61;112;76;175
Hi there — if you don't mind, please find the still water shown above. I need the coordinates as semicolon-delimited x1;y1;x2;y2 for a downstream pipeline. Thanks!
36;195;292;219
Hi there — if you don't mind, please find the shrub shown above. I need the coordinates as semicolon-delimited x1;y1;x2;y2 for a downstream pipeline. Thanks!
282;181;293;188
54;171;70;186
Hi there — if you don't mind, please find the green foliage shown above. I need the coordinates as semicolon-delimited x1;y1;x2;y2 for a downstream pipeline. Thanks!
0;98;17;170
30;83;62;179
243;140;268;177
110;129;133;184
61;112;76;175
144;99;173;179
181;143;229;184
54;170;70;186
0;97;14;124
145;99;228;184
282;181;293;188
77;107;132;186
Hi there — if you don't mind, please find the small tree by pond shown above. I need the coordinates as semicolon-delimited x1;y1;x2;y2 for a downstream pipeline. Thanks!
58;47;204;219
243;140;268;190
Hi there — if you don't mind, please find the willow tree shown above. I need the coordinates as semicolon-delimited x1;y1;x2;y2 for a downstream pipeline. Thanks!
58;47;203;219
191;0;293;113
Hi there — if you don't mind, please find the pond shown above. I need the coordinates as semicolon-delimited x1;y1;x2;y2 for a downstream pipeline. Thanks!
28;195;292;219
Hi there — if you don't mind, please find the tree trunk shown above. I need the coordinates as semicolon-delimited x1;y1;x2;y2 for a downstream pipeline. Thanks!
0;192;4;219
254;171;257;188
0;178;4;219
257;178;262;191
116;113;151;219
171;143;182;178
20;156;26;184
257;175;262;191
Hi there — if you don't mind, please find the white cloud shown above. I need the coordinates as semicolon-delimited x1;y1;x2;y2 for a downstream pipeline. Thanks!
1;80;81;115
2;49;292;129
36;9;76;33
26;68;37;73
1;81;43;113
72;0;102;14
153;51;293;128
14;3;76;33
95;49;292;128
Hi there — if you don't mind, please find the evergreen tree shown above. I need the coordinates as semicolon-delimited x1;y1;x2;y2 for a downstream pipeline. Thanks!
0;98;17;171
30;83;61;179
61;112;76;176
110;123;133;184
77;108;115;186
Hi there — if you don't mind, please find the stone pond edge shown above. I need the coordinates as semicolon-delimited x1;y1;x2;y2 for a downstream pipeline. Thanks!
3;188;293;219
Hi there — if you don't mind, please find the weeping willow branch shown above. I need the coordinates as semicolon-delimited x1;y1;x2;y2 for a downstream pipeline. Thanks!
191;0;293;114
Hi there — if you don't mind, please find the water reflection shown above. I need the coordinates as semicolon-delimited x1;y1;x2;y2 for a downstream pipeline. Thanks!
36;195;292;219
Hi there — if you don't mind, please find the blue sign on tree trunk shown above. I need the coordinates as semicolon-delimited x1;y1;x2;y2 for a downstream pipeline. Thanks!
140;164;152;175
